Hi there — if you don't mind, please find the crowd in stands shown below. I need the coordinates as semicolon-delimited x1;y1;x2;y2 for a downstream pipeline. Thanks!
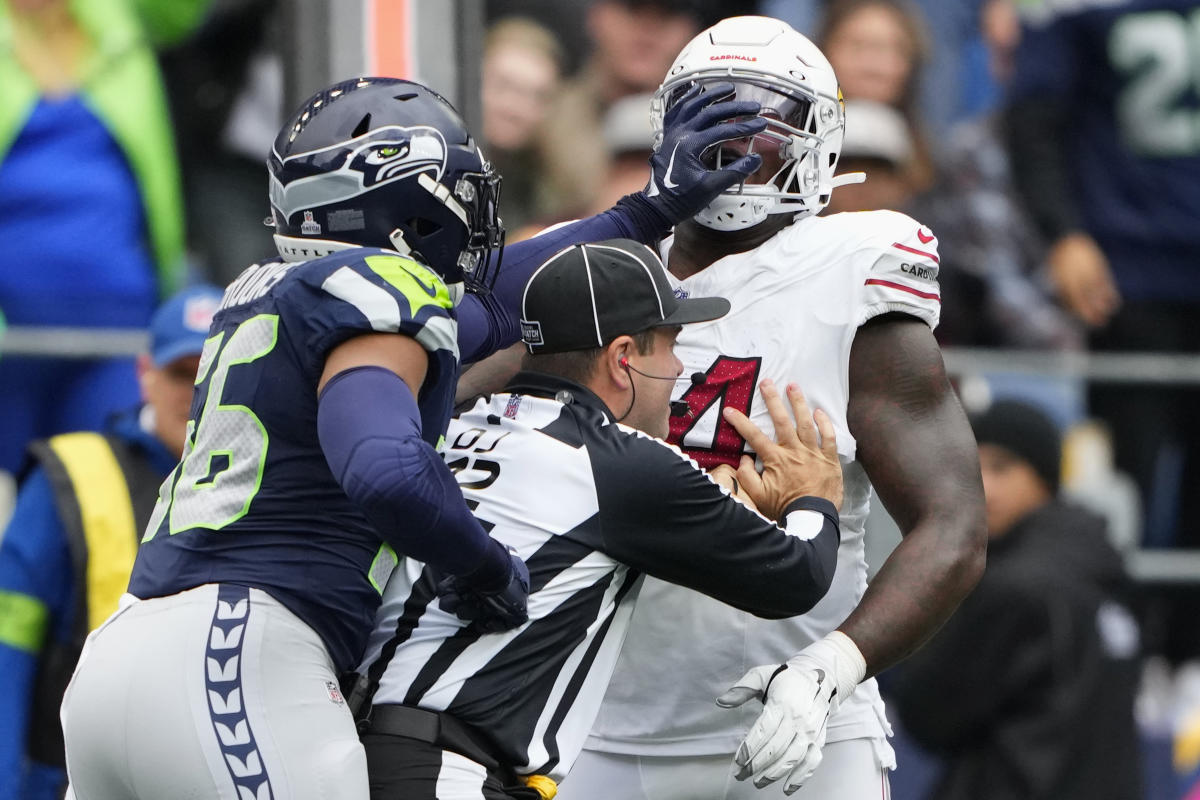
2;0;1200;798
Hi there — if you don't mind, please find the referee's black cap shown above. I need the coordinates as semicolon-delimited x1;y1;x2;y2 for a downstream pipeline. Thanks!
519;238;729;354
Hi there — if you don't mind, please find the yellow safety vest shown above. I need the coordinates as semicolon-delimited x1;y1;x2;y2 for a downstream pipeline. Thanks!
24;431;162;767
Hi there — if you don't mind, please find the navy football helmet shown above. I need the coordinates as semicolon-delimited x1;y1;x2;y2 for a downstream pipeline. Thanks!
268;77;504;295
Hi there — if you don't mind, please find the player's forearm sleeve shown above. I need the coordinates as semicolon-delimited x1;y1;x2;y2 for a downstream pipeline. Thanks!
457;194;668;363
317;366;510;586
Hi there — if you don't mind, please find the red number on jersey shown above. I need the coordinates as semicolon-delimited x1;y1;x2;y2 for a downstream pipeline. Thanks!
668;355;762;468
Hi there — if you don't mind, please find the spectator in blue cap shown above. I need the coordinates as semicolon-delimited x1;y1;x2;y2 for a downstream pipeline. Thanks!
0;283;222;800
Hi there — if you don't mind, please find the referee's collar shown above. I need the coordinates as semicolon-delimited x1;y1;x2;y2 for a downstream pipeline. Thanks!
503;371;616;422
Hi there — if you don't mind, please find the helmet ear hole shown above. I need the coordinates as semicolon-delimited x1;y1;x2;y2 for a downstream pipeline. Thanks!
407;217;442;237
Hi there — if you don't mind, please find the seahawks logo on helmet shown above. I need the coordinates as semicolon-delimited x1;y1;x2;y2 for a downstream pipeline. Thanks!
269;125;448;222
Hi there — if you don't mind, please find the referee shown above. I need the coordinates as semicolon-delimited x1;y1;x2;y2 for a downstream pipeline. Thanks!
354;239;843;800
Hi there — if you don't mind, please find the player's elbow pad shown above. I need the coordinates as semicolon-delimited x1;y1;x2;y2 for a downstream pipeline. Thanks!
317;366;487;572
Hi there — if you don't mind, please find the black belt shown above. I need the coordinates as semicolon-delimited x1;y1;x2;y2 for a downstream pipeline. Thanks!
360;703;503;772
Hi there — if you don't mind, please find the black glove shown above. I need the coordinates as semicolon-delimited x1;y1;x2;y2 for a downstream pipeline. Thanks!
642;82;767;225
436;541;530;633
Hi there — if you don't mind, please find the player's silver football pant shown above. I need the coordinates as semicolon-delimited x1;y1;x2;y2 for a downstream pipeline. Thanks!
560;738;891;800
61;584;368;800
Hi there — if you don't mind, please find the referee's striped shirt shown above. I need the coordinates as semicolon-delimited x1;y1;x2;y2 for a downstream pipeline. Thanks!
356;372;840;781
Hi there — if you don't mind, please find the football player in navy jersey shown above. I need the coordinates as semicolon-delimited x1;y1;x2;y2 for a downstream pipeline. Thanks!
59;76;766;800
1006;0;1200;571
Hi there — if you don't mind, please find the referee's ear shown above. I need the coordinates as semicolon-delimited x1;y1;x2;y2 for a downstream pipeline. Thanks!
589;335;637;414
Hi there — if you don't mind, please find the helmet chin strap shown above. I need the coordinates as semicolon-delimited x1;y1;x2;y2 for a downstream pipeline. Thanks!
387;228;414;256
693;169;868;230
694;195;774;231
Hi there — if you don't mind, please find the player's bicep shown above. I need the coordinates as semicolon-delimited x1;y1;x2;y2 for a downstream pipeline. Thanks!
847;313;981;534
317;333;429;397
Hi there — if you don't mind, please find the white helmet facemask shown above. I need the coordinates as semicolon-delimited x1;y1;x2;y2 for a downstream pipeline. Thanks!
652;16;864;231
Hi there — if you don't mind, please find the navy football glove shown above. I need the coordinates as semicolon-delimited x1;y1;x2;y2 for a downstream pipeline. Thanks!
642;82;767;225
436;541;530;632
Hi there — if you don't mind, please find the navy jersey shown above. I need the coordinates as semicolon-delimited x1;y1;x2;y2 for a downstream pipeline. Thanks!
129;249;460;671
1010;0;1200;295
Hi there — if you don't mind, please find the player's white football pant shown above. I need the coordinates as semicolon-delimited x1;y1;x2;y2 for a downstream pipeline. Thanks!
560;738;891;800
61;584;368;800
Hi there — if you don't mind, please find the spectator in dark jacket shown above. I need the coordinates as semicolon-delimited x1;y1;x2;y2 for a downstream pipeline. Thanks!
889;399;1142;800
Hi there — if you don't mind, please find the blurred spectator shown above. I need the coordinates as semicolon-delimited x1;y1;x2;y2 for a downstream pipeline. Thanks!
907;0;1006;128
159;0;280;284
0;284;220;800
915;114;1083;353
538;0;703;217
589;91;656;214
486;0;600;75
1004;1;1200;558
0;0;208;478
838;0;1081;350
889;398;1143;800
480;16;564;233
762;0;1010;129
818;0;935;189
909;11;1084;359
1062;419;1142;553
756;0;823;36
485;0;749;74
826;96;1077;348
825;98;918;215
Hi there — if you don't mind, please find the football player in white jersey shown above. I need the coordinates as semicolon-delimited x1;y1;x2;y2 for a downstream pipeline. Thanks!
560;16;987;800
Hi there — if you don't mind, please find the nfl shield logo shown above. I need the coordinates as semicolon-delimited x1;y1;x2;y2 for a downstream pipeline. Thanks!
183;297;218;333
504;395;521;419
301;210;322;236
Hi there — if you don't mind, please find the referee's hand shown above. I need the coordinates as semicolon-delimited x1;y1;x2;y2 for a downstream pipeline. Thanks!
721;380;843;520
709;464;761;514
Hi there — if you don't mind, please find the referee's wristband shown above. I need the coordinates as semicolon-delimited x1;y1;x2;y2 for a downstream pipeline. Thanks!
782;496;839;523
780;496;840;543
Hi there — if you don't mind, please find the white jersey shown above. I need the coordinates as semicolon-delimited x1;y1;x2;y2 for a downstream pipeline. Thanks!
586;209;942;756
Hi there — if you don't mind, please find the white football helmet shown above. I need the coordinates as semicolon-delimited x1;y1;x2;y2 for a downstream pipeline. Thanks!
651;16;860;231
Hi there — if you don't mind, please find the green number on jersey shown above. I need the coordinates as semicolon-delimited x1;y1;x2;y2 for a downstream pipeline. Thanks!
144;314;279;539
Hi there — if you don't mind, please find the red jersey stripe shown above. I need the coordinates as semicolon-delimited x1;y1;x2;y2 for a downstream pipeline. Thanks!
891;242;940;264
865;278;942;303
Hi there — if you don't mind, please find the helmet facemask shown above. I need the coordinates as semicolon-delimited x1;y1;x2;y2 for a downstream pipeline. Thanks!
654;75;844;231
388;163;506;295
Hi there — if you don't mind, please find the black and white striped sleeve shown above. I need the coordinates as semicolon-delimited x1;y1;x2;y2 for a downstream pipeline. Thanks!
580;428;840;619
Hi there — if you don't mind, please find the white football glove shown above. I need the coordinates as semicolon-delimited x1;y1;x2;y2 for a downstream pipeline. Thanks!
715;631;866;795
